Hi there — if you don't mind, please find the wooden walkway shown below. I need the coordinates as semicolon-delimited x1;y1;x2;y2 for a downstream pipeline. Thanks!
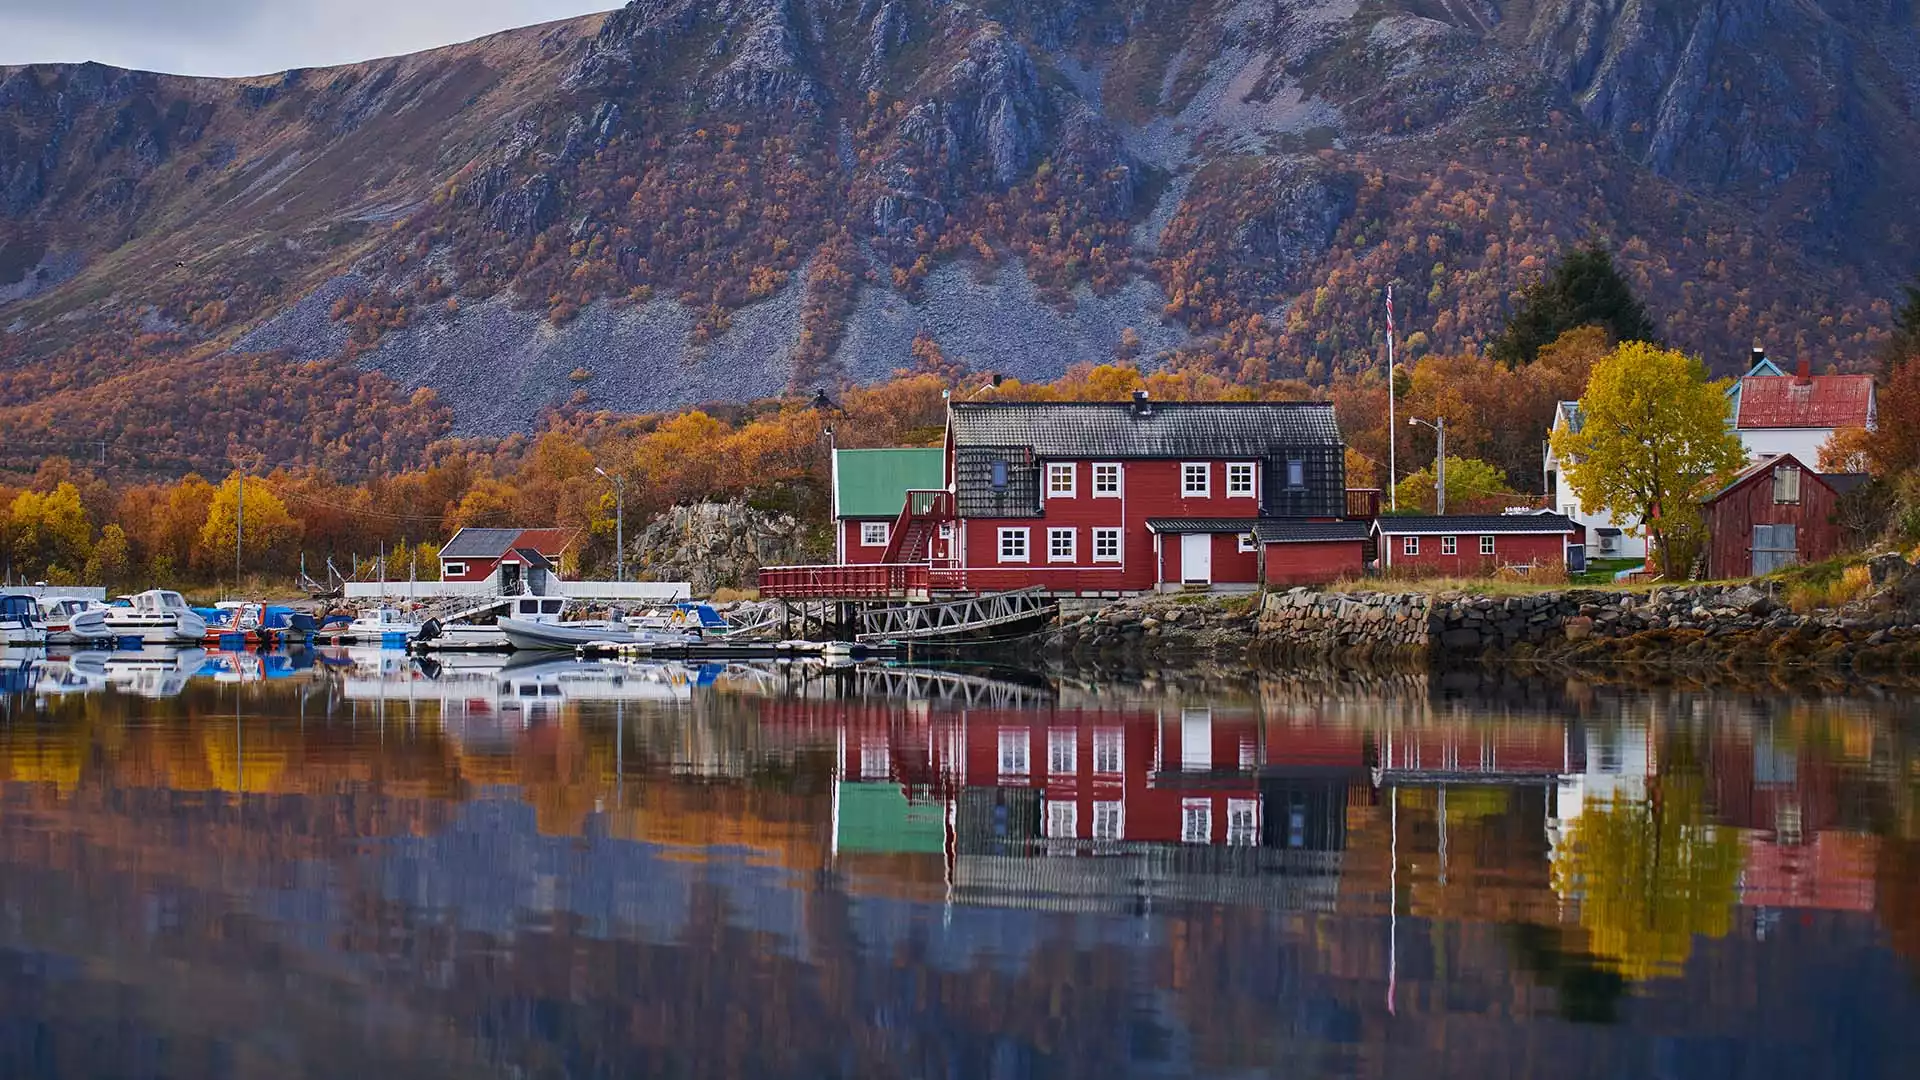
854;587;1054;644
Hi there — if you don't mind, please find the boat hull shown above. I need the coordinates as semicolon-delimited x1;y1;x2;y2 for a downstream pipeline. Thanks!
497;617;637;651
103;619;209;645
1;626;47;647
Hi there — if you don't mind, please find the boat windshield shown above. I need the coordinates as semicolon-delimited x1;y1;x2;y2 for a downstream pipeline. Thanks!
0;595;35;618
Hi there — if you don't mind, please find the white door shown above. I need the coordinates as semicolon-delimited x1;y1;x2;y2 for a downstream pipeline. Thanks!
1181;533;1212;584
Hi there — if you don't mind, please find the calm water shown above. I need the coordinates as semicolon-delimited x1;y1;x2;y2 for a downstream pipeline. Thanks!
1;646;1918;1079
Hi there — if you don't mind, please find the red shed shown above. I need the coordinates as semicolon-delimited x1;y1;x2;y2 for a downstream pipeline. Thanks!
1253;519;1370;586
1373;513;1578;576
1700;454;1845;579
438;527;579;592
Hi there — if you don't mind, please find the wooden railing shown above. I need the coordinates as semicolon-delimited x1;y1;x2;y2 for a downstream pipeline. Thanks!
880;489;954;564
1345;488;1382;520
758;563;971;600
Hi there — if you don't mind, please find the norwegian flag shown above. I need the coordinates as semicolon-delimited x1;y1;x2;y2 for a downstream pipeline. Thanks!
1385;285;1395;341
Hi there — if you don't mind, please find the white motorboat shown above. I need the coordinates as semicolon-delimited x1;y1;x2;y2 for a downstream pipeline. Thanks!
345;607;425;646
495;616;700;652
0;594;48;646
103;590;208;645
415;594;573;652
102;647;207;698
37;597;116;646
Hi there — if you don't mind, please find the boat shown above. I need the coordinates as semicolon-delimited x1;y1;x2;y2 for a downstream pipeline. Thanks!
102;590;209;645
494;615;701;652
344;607;425;647
102;646;207;699
0;594;48;646
37;596;116;646
414;594;574;652
198;602;316;646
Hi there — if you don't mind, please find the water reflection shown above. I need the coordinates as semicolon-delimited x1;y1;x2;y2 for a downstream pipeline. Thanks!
0;654;1918;1077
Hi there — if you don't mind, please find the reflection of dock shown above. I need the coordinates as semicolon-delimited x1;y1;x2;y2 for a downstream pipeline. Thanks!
954;843;1344;913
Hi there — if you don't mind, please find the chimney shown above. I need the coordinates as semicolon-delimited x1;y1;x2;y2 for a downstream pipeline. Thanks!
1132;389;1151;416
1796;359;1812;384
1751;346;1766;369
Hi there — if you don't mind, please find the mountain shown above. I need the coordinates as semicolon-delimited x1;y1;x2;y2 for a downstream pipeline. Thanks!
2;0;1916;472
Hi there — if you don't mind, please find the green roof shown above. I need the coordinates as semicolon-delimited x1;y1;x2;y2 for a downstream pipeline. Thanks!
836;782;946;854
833;448;945;519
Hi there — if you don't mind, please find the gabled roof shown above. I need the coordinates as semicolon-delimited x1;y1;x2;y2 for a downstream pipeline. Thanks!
1822;473;1871;496
833;448;945;518
1253;520;1372;544
1735;374;1875;429
1145;517;1261;534
1701;453;1834;504
950;400;1342;457
1552;401;1584;435
1374;513;1579;536
508;547;556;571
438;527;577;560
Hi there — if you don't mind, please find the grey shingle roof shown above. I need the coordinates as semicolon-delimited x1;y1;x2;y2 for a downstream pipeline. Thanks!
950;401;1341;457
1252;520;1372;544
1145;517;1262;534
510;547;556;570
438;528;523;559
1822;472;1870;496
1373;514;1579;536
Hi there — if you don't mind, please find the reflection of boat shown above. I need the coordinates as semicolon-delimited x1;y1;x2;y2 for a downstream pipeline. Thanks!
36;597;115;646
1;646;47;694
36;652;109;695
103;591;208;645
344;654;706;713
0;594;48;646
103;647;207;698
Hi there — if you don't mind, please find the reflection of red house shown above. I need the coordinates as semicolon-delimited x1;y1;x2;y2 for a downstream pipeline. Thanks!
1741;832;1878;912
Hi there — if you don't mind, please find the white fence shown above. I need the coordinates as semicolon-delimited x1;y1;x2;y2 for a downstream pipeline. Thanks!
7;586;108;601
343;579;691;602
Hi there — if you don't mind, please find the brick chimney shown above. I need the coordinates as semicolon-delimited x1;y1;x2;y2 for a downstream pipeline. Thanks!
1132;389;1152;416
1795;359;1812;384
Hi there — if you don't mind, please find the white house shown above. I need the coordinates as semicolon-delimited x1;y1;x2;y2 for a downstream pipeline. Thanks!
1733;360;1876;463
1544;400;1647;559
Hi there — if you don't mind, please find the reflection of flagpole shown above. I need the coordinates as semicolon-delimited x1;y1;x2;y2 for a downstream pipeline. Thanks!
1388;785;1398;1016
1387;285;1398;510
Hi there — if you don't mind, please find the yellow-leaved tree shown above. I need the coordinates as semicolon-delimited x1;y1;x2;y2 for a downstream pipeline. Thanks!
197;473;301;575
6;482;93;581
1550;343;1746;576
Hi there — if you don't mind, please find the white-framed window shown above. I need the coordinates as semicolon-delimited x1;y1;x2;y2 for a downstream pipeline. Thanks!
1227;798;1259;847
1092;527;1122;563
1286;459;1306;489
442;561;468;577
997;729;1030;776
1047;462;1077;498
1182;798;1213;843
1480;535;1496;556
860;739;890;780
1227;462;1256;497
1237;532;1256;553
1093;463;1122;497
998;528;1029;563
860;521;890;547
1092;728;1123;774
1093;800;1124;841
1773;465;1801;504
1046;799;1077;839
1182;462;1210;497
1048;728;1077;775
1441;535;1457;556
1048;527;1077;563
1402;536;1420;556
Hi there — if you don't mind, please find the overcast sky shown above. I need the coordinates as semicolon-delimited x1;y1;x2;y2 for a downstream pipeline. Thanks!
0;1;616;77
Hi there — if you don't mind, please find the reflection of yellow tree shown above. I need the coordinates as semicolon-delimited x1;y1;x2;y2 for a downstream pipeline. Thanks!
1550;776;1745;982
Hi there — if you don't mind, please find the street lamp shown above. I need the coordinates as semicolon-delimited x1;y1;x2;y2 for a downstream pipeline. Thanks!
594;466;626;583
1408;416;1447;515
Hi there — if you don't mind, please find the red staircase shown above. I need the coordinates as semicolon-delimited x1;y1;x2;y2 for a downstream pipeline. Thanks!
880;489;954;564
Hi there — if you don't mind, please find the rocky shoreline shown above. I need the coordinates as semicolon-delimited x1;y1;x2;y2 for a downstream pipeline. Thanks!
1044;554;1920;673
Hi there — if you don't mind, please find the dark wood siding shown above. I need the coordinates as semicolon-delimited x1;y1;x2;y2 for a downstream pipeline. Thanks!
1704;459;1842;579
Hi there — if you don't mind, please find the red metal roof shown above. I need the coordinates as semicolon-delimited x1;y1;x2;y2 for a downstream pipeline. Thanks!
512;528;578;557
1735;374;1875;429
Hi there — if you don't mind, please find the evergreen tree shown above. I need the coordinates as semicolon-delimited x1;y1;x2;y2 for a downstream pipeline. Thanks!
1490;244;1658;367
1887;276;1920;366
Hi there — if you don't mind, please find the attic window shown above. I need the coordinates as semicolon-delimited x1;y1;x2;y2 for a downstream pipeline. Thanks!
991;460;1009;489
1773;465;1801;504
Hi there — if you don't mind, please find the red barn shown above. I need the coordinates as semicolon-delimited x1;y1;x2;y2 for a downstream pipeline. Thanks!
1700;454;1848;579
1373;514;1578;576
437;528;579;592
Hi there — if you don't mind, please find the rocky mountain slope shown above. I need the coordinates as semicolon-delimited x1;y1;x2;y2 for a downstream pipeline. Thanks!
1;0;1916;463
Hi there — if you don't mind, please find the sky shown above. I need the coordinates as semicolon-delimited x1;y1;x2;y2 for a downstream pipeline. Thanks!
0;1;616;77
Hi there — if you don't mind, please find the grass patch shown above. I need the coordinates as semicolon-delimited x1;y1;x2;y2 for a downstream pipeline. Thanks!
710;587;759;604
1571;557;1642;586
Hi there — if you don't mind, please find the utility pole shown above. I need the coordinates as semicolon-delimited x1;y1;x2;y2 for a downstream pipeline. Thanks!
595;467;627;583
1386;284;1398;511
1409;416;1447;514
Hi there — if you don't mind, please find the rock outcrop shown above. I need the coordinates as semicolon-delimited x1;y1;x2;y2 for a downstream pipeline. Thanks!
628;501;827;595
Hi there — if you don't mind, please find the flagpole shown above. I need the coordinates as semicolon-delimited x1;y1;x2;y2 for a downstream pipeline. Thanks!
1387;285;1398;511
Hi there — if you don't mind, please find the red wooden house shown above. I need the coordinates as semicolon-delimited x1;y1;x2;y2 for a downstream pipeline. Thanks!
437;527;579;593
1372;513;1580;576
1700;454;1851;579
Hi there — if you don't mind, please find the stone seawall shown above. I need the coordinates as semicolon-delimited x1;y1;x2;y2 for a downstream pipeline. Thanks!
1254;590;1433;661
